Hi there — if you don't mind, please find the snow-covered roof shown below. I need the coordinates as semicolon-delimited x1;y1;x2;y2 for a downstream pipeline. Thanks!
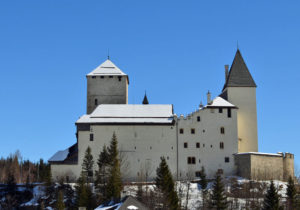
48;148;69;161
235;152;283;157
76;104;174;124
206;96;236;108
87;59;127;76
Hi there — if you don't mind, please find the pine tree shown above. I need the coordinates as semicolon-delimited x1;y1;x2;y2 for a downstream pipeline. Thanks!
199;166;208;208
94;145;110;202
155;156;179;210
263;180;280;210
209;173;228;210
82;146;94;183
56;190;65;210
286;176;296;210
106;132;122;203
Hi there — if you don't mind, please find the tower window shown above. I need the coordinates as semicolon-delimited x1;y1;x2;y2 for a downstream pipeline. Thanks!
225;157;230;163
118;76;122;81
109;76;113;78
180;128;184;134
219;108;223;113
95;99;98;106
220;127;225;134
191;128;195;134
187;157;196;164
90;133;94;141
184;142;188;148
101;76;104;79
220;142;224;149
92;76;96;79
196;142;200;148
197;116;201;122
227;108;232;118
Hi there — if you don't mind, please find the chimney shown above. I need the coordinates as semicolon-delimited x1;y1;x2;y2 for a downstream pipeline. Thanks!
225;65;229;82
207;91;211;105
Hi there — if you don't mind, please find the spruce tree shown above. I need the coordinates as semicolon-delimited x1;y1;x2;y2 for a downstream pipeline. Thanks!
82;146;94;183
210;173;228;210
263;180;280;210
199;166;208;208
155;156;179;210
95;145;110;202
56;190;65;210
106;132;122;203
286;176;296;210
75;172;96;209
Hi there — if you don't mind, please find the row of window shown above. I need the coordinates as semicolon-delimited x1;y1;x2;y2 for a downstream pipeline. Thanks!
91;75;122;81
184;142;224;149
187;156;230;164
180;127;225;134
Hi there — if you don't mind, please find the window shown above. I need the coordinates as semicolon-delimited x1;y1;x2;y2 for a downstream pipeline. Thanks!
171;146;173;150
219;108;223;113
199;159;201;163
150;146;152;150
118;76;122;81
167;156;169;160
101;76;104;79
203;144;205;147
220;127;225;134
195;171;201;177
225;157;230;163
220;142;224;149
187;157;196;164
210;145;213;148
109;76;113;78
184;142;188;148
89;133;94;141
191;128;195;134
95;99;98;106
134;146;136;150
203;129;205;133
180;128;184;134
196;142;200;148
92;76;96;79
227;108;231;118
197;116;201;122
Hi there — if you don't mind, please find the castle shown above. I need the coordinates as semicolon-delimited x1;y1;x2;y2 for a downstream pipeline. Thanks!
49;49;294;182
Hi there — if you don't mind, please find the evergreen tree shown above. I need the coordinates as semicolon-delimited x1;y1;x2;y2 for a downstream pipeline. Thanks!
209;173;228;210
75;172;96;209
286;176;296;210
6;171;16;193
155;156;179;210
56;190;65;210
263;180;280;210
106;132;122;203
82;146;94;183
199;166;208;208
94;145;110;202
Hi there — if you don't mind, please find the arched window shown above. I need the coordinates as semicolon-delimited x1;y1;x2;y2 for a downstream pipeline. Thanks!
220;127;225;134
95;99;98;106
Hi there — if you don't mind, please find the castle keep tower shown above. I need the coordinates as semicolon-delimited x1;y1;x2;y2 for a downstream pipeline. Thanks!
86;59;129;114
221;49;258;152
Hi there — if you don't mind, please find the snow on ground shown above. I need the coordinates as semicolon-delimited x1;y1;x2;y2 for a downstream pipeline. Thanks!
20;185;45;207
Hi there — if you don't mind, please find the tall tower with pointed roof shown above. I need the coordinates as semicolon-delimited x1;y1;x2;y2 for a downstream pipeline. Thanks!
86;59;129;114
221;49;258;152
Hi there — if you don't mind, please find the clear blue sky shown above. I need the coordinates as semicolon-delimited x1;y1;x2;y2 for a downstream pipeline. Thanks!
0;1;300;167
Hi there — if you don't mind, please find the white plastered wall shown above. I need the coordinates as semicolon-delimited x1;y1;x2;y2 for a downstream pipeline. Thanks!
226;87;258;152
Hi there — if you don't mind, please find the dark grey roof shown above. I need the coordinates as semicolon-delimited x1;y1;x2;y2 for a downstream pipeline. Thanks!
142;93;149;104
223;49;256;91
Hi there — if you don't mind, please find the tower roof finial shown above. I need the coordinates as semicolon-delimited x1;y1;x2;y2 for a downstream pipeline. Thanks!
107;48;110;60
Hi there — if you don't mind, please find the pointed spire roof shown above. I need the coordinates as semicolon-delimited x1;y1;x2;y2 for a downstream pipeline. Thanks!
142;92;149;104
87;59;127;76
223;49;256;91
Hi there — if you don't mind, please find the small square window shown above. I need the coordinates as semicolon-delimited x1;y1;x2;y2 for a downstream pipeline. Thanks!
197;116;201;122
219;108;223;113
187;157;196;164
196;142;200;148
100;76;104;79
210;145;213;148
227;108;232;118
118;76;122;81
191;128;195;134
195;171;201;177
90;133;94;141
109;76;113;78
220;127;225;134
225;157;230;163
92;76;96;79
184;142;188;148
180;128;184;134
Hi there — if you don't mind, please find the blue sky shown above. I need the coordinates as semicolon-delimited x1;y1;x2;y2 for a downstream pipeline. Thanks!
0;1;300;167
